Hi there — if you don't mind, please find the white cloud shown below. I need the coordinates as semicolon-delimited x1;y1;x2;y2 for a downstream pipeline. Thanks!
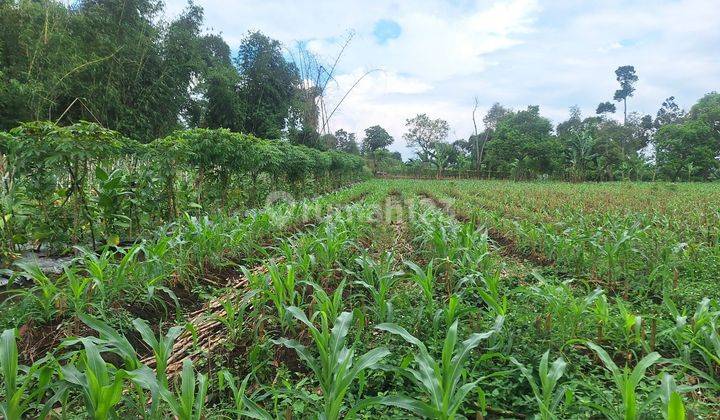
165;0;720;158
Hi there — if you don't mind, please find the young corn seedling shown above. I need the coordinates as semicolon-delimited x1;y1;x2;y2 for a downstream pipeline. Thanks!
273;307;390;420
266;263;301;330
433;295;475;330
60;338;131;420
351;254;403;323
63;266;92;317
217;370;272;419
659;374;686;420
510;350;570;420
213;290;256;344
304;279;347;323
15;260;59;322
132;318;184;388
405;260;435;304
132;318;184;417
585;341;661;420
65;315;161;418
1;329;54;420
477;272;508;317
160;359;208;420
375;317;503;419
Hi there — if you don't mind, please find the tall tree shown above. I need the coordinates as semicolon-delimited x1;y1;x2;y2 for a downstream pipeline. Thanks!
613;65;639;125
362;125;394;174
403;113;451;178
688;92;720;136
235;31;300;139
596;101;617;116
556;105;583;137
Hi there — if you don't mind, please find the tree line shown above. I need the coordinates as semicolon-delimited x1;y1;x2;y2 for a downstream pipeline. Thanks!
389;67;720;181
0;0;349;149
1;1;717;182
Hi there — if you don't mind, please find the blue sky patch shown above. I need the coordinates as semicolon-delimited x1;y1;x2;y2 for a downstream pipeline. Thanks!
373;19;402;44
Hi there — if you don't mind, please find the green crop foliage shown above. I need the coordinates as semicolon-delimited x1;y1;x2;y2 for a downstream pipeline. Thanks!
274;307;390;419
2;178;720;417
375;318;503;419
160;359;208;420
585;341;661;420
0;329;54;420
510;350;570;419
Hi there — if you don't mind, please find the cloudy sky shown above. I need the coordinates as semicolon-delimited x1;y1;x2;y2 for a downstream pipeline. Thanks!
167;0;720;158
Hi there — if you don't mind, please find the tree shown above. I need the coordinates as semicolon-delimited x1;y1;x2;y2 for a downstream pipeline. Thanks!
656;120;719;180
613;65;639;125
556;105;583;137
654;96;684;128
196;35;242;130
334;129;360;154
484;106;562;179
403;114;451;178
596;102;617;116
687;92;720;136
319;133;338;150
362;125;394;174
471;103;512;171
235;31;300;139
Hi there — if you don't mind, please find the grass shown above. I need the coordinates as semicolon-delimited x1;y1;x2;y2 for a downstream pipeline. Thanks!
1;179;719;418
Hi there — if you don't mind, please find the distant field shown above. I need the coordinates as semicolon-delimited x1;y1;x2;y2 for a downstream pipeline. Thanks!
2;179;719;418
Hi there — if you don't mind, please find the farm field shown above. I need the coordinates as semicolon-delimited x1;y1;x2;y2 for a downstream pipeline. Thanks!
2;179;720;419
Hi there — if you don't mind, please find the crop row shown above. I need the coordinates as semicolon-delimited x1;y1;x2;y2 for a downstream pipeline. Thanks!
0;121;367;258
2;180;719;418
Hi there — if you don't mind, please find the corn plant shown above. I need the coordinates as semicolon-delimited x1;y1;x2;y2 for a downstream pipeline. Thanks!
375;318;503;419
64;315;162;418
662;295;720;370
0;329;54;420
593;294;611;341
273;307;390;420
405;260;435;304
70;315;141;369
266;263;301;329
60;338;131;420
132;318;184;388
526;274;602;339
510;350;570;419
310;223;353;273
217;370;272;419
455;223;492;274
351;253;403;323
433;295;475;330
659;374;686;420
585;341;661;419
476;272;508;317
160;359;208;420
212;291;256;344
63;266;92;317
615;299;644;347
15;260;58;322
304;279;346;322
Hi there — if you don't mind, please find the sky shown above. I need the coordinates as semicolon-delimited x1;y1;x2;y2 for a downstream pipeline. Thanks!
165;0;720;158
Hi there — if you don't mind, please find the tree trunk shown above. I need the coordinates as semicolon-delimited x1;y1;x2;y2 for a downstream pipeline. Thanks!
623;98;627;125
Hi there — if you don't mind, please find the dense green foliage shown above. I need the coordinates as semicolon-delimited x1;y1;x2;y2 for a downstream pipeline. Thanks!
0;0;331;148
1;179;719;418
398;90;720;182
0;121;366;258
